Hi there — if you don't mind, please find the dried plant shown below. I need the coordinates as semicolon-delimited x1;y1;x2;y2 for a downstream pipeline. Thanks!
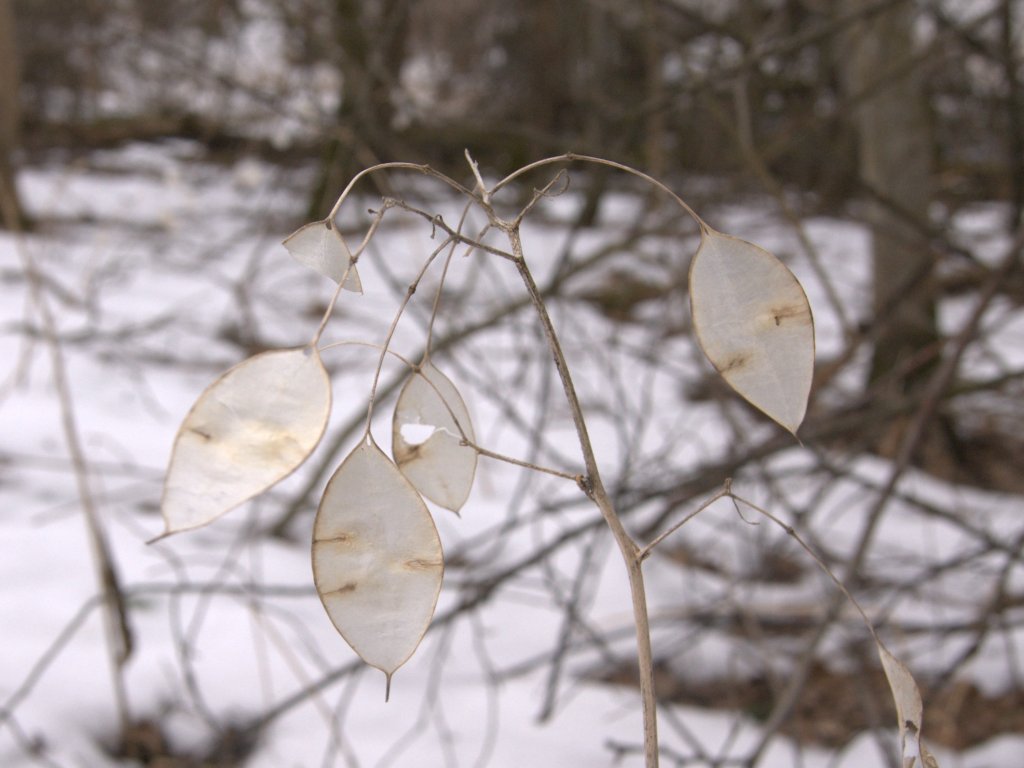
153;153;937;768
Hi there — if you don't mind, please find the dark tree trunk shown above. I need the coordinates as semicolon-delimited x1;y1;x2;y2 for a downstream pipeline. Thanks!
844;0;938;397
307;0;410;218
840;1;971;476
1001;0;1024;231
0;0;25;228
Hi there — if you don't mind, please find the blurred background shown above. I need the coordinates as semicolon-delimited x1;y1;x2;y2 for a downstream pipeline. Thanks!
4;0;1019;217
2;1;1024;767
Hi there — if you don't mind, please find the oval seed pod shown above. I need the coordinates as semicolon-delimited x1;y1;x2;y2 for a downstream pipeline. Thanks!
159;347;331;538
283;219;362;292
392;363;477;513
313;439;444;692
689;228;815;435
879;646;937;767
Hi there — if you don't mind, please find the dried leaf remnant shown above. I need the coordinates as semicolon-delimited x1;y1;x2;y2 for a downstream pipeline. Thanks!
392;363;477;513
283;218;363;292
312;439;444;689
159;347;331;537
689;228;815;434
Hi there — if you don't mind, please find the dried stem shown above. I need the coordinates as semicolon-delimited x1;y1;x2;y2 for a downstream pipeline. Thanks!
424;200;493;356
363;234;456;435
493;153;704;230
465;440;581;482
503;225;661;766
327;161;471;221
638;483;733;561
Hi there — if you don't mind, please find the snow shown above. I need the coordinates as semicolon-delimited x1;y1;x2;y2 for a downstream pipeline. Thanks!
2;143;1023;767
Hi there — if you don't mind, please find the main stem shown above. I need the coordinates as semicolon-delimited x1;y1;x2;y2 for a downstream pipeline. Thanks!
508;229;660;767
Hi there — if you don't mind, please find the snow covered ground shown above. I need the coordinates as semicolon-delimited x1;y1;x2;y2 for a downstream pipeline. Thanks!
2;142;1023;767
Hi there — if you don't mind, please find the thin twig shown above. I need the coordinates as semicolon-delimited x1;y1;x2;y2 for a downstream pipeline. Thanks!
363;235;456;435
639;483;733;561
466;440;581;482
503;223;661;767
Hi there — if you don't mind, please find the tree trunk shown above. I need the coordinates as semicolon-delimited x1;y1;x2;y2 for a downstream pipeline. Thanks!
0;0;25;228
1001;0;1024;231
844;1;937;397
841;2;967;474
306;0;410;218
